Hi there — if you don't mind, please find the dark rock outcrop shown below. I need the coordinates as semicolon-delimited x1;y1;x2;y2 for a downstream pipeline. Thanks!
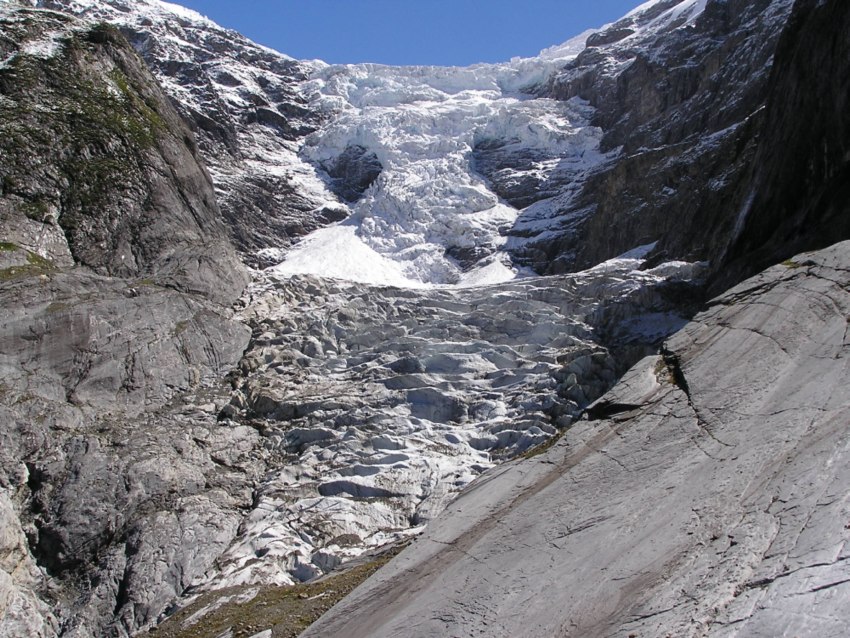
714;0;850;290
471;139;564;209
321;144;382;203
509;0;796;274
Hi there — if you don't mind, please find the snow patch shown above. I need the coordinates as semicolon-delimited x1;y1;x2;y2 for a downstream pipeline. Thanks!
21;30;63;58
272;224;431;289
618;241;658;260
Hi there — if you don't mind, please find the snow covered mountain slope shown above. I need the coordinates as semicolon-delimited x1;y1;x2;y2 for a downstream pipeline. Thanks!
286;61;609;286
28;0;605;284
27;0;793;285
31;0;343;267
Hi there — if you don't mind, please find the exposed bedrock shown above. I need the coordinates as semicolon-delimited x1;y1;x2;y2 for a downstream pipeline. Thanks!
509;0;797;274
0;9;252;637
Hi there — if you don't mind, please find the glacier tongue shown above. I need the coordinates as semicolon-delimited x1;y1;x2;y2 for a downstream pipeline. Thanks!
197;253;699;592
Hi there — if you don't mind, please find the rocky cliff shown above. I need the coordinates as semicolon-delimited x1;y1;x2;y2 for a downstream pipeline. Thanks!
0;8;248;303
715;0;850;290
0;6;251;637
509;0;796;273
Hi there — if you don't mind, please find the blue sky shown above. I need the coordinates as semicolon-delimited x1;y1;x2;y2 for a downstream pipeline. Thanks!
175;0;642;66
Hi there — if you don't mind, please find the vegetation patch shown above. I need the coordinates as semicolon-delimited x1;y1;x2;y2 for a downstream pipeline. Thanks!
781;258;803;269
20;198;52;223
143;543;408;638
46;301;70;314
1;264;47;282
521;427;567;460
654;356;675;385
26;251;52;268
0;18;168;263
0;242;19;252
0;250;54;281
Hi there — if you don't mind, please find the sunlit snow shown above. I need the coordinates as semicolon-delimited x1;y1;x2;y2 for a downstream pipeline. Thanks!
272;224;431;289
275;55;609;287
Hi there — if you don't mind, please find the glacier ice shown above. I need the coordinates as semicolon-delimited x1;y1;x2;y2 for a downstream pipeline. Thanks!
285;59;610;286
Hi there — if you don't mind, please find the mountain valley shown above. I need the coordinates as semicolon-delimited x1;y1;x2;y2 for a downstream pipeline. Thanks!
0;0;849;636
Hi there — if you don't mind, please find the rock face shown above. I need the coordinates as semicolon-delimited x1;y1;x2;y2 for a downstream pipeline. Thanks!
0;9;248;304
715;0;850;290
0;6;252;637
32;0;344;267
508;0;796;273
303;240;850;638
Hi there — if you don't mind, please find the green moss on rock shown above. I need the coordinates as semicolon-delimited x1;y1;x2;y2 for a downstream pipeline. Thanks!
0;19;172;265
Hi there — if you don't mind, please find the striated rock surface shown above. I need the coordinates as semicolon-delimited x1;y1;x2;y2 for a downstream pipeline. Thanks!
304;239;850;638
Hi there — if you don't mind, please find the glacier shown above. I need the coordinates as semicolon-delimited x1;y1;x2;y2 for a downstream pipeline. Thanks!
2;1;767;635
271;0;714;287
279;56;609;287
